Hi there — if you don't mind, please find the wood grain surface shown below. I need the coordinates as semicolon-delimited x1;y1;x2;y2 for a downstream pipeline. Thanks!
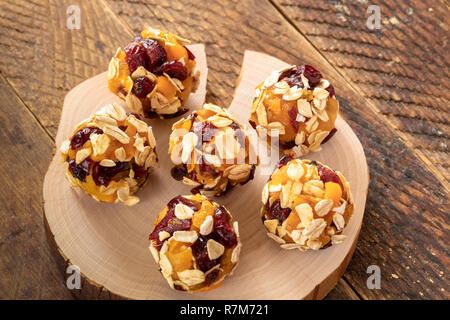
42;51;368;300
0;0;448;299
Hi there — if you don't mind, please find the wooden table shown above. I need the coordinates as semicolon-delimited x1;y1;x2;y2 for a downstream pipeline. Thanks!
0;0;448;300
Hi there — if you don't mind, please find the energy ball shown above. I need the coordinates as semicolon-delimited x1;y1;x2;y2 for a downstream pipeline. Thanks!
249;64;339;157
60;103;158;206
261;157;353;251
149;194;241;292
107;27;200;119
169;103;257;196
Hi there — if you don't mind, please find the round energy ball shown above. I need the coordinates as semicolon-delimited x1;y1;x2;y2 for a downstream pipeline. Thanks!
260;157;353;251
107;27;200;119
169;103;257;196
249;64;339;157
60;103;158;206
149;194;241;292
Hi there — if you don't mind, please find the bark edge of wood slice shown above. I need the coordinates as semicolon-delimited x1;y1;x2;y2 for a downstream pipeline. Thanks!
43;48;369;300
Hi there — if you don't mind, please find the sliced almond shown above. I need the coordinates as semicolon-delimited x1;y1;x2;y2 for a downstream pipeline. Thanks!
200;215;213;236
124;196;139;206
174;203;194;220
159;253;173;277
302;218;327;240
287;163;305;181
256;103;268;126
90;133;111;156
181;132;198;164
295;203;313;228
100;159;116;167
203;154;221;167
291;181;303;195
60;139;70;155
297;99;313;118
104;125;130;144
208;115;233;128
267;122;285;135
231;243;241;263
262;183;269;204
264;219;278;234
314;199;334;217
115;147;127;162
333;213;345;231
207;239;225;260
331;234;347;244
149;243;160;264
102;103;127;121
313;87;330;100
159;231;171;241
172;230;198;243
147;127;156;149
228;164;251;181
177;269;205;287
127;115;148;133
75;148;90;164
266;232;286;244
280;181;293;208
303;180;325;198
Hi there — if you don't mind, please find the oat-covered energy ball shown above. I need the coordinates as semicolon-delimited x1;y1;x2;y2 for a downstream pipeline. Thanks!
249;65;339;157
169;103;256;196
261;157;353;251
149;194;241;292
60;103;158;206
107;27;199;119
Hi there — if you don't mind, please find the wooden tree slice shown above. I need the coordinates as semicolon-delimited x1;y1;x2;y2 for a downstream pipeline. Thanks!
43;47;369;300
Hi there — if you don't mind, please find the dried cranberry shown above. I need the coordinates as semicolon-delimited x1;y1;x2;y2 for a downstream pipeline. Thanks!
266;199;291;223
171;164;187;181
192;121;217;146
321;128;337;145
132;163;148;180
279;140;296;150
248;120;256;129
302;65;322;87
192;236;217;272
230;122;246;147
199;156;219;177
279;65;323;88
132;76;155;98
124;43;148;73
154;61;187;80
184;46;195;60
278;155;293;168
139;38;167;70
167;195;200;212
316;164;344;192
70;127;103;150
68;157;93;182
288;106;299;132
326;84;335;97
149;196;198;250
126;112;142;120
118;126;127;132
92;161;129;186
190;185;203;195
205;268;219;284
213;207;237;248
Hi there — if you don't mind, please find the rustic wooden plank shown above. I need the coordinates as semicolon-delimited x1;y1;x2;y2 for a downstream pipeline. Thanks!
0;0;134;138
105;0;449;299
272;0;449;188
0;74;72;299
325;279;360;300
